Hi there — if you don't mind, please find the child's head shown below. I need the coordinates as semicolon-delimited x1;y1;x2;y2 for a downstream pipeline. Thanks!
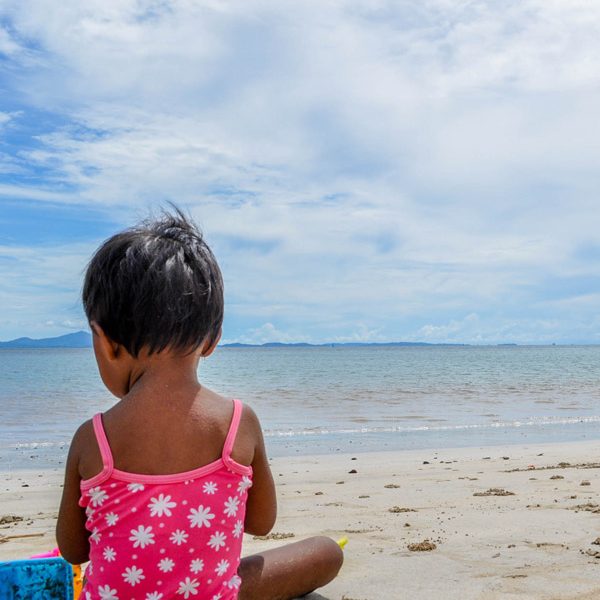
83;207;223;367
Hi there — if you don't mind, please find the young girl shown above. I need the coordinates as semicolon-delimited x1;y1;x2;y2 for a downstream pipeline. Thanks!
56;209;343;600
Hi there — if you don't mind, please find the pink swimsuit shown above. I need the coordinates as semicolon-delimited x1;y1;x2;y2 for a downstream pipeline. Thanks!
79;399;252;600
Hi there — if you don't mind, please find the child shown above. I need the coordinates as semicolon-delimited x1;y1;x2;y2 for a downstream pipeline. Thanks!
56;208;343;600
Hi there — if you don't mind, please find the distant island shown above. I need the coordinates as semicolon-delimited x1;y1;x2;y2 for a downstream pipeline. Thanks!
222;341;468;348
0;331;93;348
0;331;478;349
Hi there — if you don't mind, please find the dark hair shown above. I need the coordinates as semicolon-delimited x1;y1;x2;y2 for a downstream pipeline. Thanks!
83;207;223;357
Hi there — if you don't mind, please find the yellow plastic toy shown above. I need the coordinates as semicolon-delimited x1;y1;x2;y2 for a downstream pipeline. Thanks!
337;536;349;550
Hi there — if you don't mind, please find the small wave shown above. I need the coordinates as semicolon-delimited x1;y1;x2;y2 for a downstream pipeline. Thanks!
1;441;69;450
4;416;600;448
263;415;600;438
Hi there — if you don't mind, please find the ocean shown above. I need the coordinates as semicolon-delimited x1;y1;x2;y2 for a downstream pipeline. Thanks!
2;345;600;470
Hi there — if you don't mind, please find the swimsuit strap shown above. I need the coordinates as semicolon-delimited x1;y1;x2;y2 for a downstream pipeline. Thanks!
92;413;115;472
222;399;243;461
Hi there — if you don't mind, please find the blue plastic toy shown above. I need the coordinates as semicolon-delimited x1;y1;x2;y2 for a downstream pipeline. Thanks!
0;557;74;600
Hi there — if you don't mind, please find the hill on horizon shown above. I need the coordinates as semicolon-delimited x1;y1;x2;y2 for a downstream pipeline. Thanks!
0;331;474;349
0;331;93;348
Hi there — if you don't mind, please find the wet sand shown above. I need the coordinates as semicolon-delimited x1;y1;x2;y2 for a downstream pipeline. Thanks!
1;440;600;599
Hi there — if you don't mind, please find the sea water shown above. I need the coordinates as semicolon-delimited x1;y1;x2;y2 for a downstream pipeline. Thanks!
1;345;600;470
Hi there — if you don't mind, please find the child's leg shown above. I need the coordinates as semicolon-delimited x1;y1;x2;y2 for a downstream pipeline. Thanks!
238;536;343;600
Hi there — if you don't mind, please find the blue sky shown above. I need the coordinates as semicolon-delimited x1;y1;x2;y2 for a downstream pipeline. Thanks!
1;1;600;344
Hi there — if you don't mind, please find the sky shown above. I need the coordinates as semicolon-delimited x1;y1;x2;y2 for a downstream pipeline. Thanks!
1;0;600;345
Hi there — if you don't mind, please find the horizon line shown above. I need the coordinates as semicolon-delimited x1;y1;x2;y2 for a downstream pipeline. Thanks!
0;330;599;348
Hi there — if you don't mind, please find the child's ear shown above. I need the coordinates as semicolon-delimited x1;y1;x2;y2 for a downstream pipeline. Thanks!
90;321;120;362
200;329;222;358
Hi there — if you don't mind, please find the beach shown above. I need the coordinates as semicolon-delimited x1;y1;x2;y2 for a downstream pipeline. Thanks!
2;440;600;599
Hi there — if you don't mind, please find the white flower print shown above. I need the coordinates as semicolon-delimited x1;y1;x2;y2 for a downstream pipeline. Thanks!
85;592;91;600
148;493;177;517
227;574;242;589
211;594;222;600
98;585;119;600
146;593;163;600
207;531;227;551
215;559;230;577
233;520;243;538
188;504;215;528
122;565;145;586
129;525;155;549
158;557;175;572
85;506;94;518
237;476;252;494
103;546;116;562
105;512;118;526
190;558;204;574
89;486;108;507
89;528;101;544
203;481;217;495
127;482;145;492
177;577;199;598
170;529;189;545
223;496;240;517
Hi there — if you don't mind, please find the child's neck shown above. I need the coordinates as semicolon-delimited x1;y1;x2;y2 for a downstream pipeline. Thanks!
123;350;202;405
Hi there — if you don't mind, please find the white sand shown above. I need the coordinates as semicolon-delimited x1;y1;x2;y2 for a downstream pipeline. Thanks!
2;440;600;599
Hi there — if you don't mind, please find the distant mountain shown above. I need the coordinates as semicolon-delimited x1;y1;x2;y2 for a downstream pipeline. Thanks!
222;341;469;348
0;333;472;349
221;342;312;348
0;331;92;348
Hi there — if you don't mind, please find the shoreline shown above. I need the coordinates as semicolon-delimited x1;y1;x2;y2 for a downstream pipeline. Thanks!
2;439;600;598
4;419;600;471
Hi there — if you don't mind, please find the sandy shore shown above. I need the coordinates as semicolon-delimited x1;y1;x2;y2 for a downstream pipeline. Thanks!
1;440;600;599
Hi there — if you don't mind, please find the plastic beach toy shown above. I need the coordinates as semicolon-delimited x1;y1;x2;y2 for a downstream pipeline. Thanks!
0;556;74;600
337;536;349;549
0;549;82;600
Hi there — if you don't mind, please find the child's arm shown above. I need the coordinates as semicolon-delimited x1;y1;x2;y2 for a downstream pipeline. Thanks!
56;423;91;564
243;406;277;536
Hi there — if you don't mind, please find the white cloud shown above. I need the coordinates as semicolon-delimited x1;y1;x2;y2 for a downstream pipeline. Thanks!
413;313;573;345
332;324;386;343
1;1;600;341
227;322;305;345
0;243;91;340
418;313;480;339
0;25;21;56
44;319;87;330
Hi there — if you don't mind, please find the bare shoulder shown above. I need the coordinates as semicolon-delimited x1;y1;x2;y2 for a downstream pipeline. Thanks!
230;401;265;467
240;402;262;432
198;387;261;433
71;418;103;480
69;419;94;455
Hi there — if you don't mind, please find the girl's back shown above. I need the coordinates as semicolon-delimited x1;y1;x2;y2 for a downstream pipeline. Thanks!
80;395;252;600
78;382;256;481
